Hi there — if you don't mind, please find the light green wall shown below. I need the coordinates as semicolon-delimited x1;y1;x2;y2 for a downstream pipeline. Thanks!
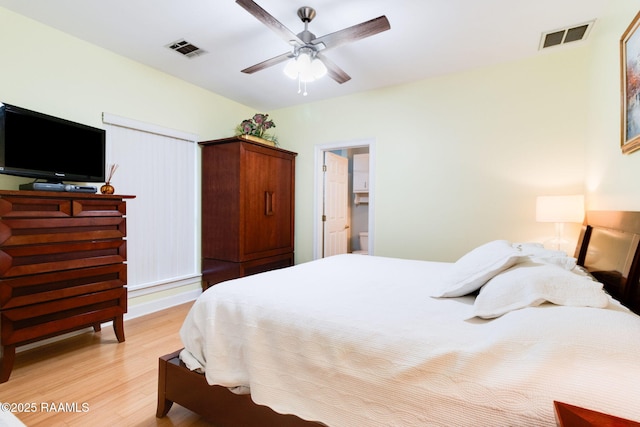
275;46;590;262
2;2;640;268
586;0;640;209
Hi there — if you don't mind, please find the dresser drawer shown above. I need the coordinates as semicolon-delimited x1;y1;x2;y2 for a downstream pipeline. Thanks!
0;197;126;219
240;253;294;276
0;264;127;309
0;240;126;277
0;216;126;246
202;253;293;289
0;197;71;218
1;287;127;345
72;199;126;217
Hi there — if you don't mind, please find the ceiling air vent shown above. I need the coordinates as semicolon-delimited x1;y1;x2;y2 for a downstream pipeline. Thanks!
540;20;595;50
166;39;206;58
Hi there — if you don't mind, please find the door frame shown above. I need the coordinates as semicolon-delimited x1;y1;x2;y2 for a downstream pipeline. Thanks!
313;138;375;260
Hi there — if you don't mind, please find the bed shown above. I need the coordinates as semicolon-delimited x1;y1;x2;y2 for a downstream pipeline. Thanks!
157;210;640;426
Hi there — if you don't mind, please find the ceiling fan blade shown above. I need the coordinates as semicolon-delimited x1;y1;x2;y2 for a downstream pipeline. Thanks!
312;16;390;51
241;52;293;74
316;53;351;84
236;0;304;45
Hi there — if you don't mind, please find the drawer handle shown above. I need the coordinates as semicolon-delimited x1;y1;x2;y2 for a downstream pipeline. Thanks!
265;191;275;216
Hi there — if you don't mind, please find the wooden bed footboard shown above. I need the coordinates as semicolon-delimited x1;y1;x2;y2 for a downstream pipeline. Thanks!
157;349;320;426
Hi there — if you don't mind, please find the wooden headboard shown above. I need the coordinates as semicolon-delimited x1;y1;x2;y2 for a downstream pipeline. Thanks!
575;211;640;315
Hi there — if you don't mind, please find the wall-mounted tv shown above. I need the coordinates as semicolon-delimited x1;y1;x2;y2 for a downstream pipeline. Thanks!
0;102;105;183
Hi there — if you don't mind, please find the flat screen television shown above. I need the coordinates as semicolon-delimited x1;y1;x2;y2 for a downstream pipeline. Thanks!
0;102;105;183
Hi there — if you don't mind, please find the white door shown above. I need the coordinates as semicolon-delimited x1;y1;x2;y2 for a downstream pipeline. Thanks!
323;152;349;257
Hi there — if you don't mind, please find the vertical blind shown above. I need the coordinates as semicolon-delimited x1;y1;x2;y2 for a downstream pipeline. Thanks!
102;113;200;295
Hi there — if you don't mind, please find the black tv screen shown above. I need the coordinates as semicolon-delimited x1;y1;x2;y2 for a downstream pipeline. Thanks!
0;103;105;183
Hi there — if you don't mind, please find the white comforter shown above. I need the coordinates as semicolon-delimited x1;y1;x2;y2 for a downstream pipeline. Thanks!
180;254;640;426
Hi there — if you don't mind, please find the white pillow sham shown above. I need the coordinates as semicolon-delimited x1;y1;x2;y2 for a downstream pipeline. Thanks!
433;240;522;298
472;261;609;319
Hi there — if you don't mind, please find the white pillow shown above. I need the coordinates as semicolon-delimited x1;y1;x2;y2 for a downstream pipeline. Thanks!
433;240;521;297
472;261;609;319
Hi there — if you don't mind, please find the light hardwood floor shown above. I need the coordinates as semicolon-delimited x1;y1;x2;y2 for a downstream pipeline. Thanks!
0;302;215;426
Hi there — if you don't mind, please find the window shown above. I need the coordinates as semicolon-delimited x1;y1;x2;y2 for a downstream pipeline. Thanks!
103;114;199;296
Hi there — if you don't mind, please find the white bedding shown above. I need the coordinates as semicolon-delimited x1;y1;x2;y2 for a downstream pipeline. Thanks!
179;254;640;426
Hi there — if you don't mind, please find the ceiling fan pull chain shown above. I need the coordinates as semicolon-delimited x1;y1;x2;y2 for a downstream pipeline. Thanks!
296;74;308;96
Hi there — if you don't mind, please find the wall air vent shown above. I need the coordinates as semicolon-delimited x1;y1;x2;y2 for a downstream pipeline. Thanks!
540;20;595;50
166;39;207;58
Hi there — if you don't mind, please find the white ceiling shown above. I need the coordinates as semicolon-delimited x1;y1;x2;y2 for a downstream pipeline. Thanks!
0;0;609;111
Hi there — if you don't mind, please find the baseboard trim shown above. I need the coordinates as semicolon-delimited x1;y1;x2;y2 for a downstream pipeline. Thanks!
125;288;201;320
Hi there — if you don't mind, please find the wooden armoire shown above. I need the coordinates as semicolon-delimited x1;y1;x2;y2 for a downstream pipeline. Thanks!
199;137;297;290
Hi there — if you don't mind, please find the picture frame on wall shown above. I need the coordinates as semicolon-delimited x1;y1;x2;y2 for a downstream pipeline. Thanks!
621;11;640;154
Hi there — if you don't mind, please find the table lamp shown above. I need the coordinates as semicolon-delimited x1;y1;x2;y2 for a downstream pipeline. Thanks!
536;195;585;251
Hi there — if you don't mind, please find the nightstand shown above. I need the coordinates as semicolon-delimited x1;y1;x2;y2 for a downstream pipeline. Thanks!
554;401;640;426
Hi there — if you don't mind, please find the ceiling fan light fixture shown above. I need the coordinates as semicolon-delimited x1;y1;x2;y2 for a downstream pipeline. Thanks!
311;57;327;79
283;58;299;79
283;50;326;84
298;52;316;83
298;51;312;67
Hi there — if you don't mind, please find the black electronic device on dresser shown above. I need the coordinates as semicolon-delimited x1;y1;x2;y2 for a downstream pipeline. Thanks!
0;102;106;187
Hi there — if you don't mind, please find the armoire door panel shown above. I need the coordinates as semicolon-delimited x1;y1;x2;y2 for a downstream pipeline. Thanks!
201;143;241;259
242;150;294;259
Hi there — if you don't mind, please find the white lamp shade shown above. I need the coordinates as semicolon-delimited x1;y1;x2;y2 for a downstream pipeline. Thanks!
297;53;315;82
283;58;298;79
311;58;327;79
536;195;585;223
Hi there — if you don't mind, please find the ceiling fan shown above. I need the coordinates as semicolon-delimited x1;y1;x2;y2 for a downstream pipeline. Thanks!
236;0;391;89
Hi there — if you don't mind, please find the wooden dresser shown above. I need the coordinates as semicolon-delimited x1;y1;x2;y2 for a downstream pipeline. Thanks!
200;137;297;289
0;190;134;382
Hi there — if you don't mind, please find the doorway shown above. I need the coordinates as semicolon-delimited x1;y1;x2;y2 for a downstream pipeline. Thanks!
313;138;375;259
